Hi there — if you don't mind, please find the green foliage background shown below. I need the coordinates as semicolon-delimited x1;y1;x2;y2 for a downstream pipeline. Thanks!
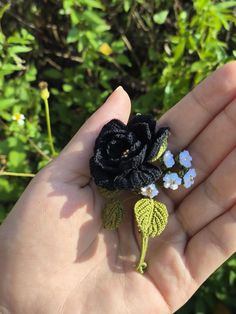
0;0;236;312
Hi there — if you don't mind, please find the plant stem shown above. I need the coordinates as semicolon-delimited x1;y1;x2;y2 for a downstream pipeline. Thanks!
28;138;52;161
0;171;35;177
136;234;149;274
43;98;56;157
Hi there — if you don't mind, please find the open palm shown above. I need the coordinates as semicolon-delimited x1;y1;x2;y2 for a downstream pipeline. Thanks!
0;63;236;314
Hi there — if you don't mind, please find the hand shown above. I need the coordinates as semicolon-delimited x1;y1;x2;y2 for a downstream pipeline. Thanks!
0;62;236;314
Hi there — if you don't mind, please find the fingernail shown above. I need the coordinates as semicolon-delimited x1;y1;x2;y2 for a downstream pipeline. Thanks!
105;86;124;104
114;85;123;92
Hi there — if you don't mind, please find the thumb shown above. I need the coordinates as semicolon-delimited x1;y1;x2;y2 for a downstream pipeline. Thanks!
54;86;131;180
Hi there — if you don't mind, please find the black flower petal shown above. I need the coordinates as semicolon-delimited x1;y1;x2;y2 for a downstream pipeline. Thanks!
128;122;152;142
119;144;147;171
102;119;127;134
128;114;156;135
95;119;127;149
90;159;115;190
114;164;162;190
92;148;120;173
90;114;169;191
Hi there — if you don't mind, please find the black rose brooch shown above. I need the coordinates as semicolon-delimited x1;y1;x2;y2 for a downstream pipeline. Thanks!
90;114;196;274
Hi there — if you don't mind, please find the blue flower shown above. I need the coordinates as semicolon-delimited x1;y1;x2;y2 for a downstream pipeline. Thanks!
163;150;175;168
179;150;192;168
163;172;182;190
183;168;196;188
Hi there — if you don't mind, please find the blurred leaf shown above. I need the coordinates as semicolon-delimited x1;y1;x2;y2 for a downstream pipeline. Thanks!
124;0;131;12
8;45;32;55
8;150;27;170
0;178;13;201
116;54;131;66
0;31;5;44
62;84;73;92
83;10;105;25
0;63;21;76
0;2;11;19
216;1;236;9
79;0;104;10
67;27;79;43
173;38;186;62
0;98;16;110
153;10;169;24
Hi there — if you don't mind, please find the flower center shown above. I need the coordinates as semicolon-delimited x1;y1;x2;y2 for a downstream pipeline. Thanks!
107;139;130;159
145;187;153;198
13;113;22;121
122;149;130;157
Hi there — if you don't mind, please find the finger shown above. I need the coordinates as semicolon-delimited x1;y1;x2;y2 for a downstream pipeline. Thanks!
185;204;236;285
53;87;131;180
159;61;236;151
171;97;236;204
177;147;236;237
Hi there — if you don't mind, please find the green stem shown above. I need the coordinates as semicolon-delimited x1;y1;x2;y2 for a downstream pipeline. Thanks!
43;98;56;157
0;171;35;177
136;234;149;274
28;138;51;161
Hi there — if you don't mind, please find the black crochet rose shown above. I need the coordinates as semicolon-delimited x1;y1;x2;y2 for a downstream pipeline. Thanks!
90;114;169;190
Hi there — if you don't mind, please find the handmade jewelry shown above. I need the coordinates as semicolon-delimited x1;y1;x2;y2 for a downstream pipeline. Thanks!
90;114;196;274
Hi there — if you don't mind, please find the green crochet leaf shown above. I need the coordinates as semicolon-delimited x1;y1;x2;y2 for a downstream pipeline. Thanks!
98;187;119;200
134;198;168;237
134;198;169;274
150;131;169;162
102;199;123;230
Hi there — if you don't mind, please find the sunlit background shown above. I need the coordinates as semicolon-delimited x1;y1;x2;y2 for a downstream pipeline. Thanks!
0;1;235;312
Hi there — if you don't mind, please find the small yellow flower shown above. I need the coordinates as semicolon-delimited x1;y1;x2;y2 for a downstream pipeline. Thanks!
12;113;25;126
99;43;113;56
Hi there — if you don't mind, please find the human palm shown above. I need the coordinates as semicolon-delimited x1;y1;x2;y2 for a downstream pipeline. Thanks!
0;63;236;314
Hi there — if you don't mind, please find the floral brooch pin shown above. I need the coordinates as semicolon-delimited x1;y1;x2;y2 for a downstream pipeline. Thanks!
90;114;196;274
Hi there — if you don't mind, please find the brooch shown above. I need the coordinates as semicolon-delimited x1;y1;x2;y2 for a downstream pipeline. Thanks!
90;114;196;274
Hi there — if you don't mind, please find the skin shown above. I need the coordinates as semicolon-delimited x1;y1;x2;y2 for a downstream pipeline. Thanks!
0;62;236;314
